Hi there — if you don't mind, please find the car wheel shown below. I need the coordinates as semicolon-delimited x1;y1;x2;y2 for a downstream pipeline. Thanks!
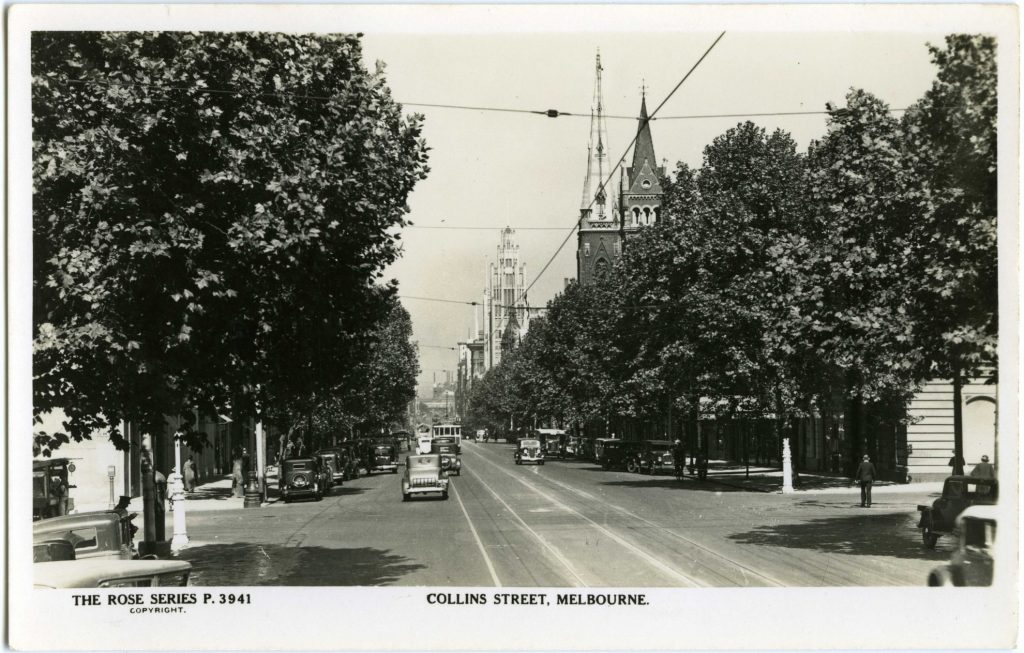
442;491;449;500
922;530;939;549
402;492;410;502
539;461;545;466
392;467;398;474
626;460;639;474
928;566;955;587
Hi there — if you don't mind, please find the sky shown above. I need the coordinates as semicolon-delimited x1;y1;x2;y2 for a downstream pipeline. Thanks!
357;30;951;397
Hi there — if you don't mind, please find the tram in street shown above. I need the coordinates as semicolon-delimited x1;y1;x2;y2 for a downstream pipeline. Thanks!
431;424;462;451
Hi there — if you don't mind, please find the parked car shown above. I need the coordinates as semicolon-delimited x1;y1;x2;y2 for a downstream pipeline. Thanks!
33;458;77;520
593;438;642;471
401;454;449;501
34;558;192;588
367;442;399;474
514;438;544;465
315;450;345;486
329;443;361;480
279;457;325;503
430;437;461;476
33;509;139;561
633;440;676;475
927;505;997;586
918;476;998;548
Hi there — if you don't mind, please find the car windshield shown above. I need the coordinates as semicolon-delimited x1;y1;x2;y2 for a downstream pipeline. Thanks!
408;456;440;469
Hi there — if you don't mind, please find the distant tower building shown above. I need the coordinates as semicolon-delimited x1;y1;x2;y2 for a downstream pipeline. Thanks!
484;227;528;369
576;51;621;286
577;55;664;285
618;89;664;242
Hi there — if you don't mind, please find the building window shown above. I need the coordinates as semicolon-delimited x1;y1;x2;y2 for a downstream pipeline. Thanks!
594;258;610;278
584;243;591;257
613;241;621;256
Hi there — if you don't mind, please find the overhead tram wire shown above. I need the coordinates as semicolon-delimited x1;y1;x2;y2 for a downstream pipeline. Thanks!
62;78;918;122
398;293;661;313
512;31;727;307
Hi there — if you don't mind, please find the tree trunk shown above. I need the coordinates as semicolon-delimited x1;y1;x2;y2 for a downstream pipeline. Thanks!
952;361;965;475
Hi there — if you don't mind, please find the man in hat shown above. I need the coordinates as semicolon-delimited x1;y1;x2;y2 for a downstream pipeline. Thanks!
854;454;876;507
970;454;995;479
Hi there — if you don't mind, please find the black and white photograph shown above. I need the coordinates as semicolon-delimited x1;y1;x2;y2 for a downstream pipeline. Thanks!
7;4;1019;650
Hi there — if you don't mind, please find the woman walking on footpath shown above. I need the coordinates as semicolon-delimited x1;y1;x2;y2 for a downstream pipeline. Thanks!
183;456;196;492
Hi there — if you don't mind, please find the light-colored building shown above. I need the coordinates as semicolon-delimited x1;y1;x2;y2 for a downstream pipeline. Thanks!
483;226;531;370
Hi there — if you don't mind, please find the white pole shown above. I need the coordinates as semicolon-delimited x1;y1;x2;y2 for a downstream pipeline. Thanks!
782;437;795;494
170;432;189;549
256;420;266;504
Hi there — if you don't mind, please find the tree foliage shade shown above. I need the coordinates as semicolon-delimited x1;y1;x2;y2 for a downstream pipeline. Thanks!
467;35;998;441
33;32;429;454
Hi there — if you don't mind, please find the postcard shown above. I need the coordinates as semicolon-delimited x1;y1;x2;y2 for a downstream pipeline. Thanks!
7;3;1019;650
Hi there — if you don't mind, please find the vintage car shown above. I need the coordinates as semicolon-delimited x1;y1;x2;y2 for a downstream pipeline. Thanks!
514;438;544;465
431;437;462;476
279;457;326;503
328;443;361;480
33;509;139;561
918;476;998;548
34;558;192;588
632;440;676;474
927;505;997;587
315;450;345;486
401;454;449;501
367;442;399;474
593;438;643;471
416;433;434;455
33;458;78;520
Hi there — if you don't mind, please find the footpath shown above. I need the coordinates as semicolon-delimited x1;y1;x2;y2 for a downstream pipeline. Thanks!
77;469;282;514
684;459;943;495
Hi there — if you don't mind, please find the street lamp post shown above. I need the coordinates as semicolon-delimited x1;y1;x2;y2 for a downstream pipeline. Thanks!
169;433;189;550
107;465;116;510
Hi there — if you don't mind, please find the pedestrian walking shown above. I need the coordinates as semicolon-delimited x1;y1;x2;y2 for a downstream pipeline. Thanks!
948;450;966;476
232;449;244;498
970;454;995;479
854;454;876;507
183;456;196;492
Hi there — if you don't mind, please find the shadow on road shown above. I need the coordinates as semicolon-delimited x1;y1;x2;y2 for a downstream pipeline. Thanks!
597;477;749;493
727;512;954;560
177;543;425;586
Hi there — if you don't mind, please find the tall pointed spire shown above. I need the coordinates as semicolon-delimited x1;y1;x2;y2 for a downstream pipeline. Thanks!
630;94;657;180
580;50;614;222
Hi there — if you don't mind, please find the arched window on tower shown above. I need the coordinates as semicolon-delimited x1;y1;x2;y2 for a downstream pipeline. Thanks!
594;258;610;278
632;207;641;226
643;207;652;225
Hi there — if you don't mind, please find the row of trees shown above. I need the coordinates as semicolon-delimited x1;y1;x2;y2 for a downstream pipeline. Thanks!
33;32;427;455
468;35;997;462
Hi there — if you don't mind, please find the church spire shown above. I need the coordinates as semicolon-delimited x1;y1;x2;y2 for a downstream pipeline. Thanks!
580;50;613;222
629;94;657;183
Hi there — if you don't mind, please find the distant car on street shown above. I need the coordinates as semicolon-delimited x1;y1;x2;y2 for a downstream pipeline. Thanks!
315;450;345;486
402;454;449;501
279;457;326;503
514;438;544;465
917;476;998;548
593;438;642;471
634;440;676;475
431;437;462;476
927;505;997;586
367;442;399;474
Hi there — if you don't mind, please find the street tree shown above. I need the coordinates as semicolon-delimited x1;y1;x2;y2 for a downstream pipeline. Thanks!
32;32;429;454
901;35;998;466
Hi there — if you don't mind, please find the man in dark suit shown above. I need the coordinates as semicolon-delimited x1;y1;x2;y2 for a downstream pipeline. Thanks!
854;454;876;507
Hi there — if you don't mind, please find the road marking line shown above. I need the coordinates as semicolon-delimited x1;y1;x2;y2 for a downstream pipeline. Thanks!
467;449;702;588
463;467;589;588
452;482;502;588
536;474;785;587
